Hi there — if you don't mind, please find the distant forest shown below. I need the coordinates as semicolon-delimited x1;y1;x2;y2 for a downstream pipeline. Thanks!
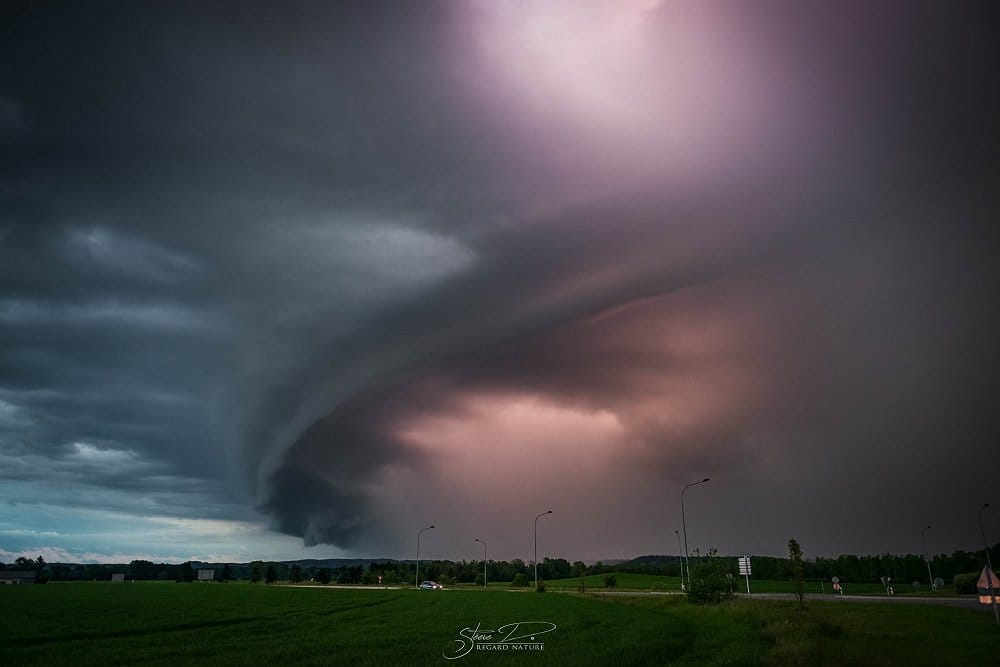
4;543;998;586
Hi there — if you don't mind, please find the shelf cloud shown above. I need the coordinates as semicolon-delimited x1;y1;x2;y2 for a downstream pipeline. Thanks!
1;1;997;562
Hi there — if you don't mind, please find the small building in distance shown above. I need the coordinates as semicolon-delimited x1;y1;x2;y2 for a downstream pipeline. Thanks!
0;570;37;584
197;569;215;582
111;573;126;583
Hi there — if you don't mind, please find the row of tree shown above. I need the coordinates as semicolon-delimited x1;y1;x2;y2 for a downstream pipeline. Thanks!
2;544;995;585
600;545;998;584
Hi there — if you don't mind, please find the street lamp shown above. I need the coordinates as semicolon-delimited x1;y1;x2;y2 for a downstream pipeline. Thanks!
681;478;710;594
534;510;552;590
416;525;434;589
475;538;487;589
977;504;999;627
675;529;684;591
920;525;934;590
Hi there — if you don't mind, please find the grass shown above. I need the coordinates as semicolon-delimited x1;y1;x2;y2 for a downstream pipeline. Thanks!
544;572;965;597
544;572;680;591
1;582;997;666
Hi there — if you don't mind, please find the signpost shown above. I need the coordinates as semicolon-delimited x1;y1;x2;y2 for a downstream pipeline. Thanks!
738;555;751;594
976;565;1000;627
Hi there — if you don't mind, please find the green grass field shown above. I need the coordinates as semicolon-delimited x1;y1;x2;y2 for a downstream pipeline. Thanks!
543;572;680;591
1;582;997;666
544;572;960;597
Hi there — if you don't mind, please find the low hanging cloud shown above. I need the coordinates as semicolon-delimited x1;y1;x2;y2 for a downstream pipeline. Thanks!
1;1;997;562
260;180;998;557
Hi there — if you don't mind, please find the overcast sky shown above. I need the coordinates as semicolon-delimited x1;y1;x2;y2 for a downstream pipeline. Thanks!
2;1;998;565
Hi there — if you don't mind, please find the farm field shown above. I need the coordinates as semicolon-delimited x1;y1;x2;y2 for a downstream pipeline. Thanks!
2;582;998;666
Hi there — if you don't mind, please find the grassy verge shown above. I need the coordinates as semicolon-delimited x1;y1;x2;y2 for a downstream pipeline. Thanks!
545;572;969;597
544;572;680;591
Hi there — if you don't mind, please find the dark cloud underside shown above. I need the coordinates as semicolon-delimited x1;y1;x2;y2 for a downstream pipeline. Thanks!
1;1;998;560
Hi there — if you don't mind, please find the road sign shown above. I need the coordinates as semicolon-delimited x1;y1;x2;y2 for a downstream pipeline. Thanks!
977;566;999;604
738;555;751;594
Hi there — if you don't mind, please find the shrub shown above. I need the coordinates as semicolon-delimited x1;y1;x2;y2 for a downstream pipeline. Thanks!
475;573;485;587
512;573;529;587
687;549;735;605
789;539;806;609
577;574;587;593
536;579;546;593
603;575;617;588
954;572;980;594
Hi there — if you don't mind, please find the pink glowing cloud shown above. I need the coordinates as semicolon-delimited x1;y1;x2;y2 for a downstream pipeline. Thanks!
334;271;802;558
451;0;831;202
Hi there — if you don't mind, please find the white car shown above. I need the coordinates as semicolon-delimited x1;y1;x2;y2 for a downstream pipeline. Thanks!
419;580;442;590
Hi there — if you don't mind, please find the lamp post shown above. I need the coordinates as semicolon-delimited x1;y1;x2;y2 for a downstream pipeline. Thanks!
675;529;684;591
681;478;710;594
977;504;999;627
416;525;434;589
534;510;552;590
475;538;487;589
920;525;934;590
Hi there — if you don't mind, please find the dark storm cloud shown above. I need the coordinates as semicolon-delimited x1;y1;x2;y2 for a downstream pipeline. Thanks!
0;1;512;550
263;181;999;554
2;1;998;559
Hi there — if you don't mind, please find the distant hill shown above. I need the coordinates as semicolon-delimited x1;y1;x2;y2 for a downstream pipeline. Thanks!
188;558;405;569
624;554;682;565
46;556;680;569
587;558;628;566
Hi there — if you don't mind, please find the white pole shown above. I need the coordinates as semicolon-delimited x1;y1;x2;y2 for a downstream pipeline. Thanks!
921;525;935;590
534;511;552;590
680;478;710;594
675;530;683;592
416;525;434;589
476;538;487;589
978;504;999;628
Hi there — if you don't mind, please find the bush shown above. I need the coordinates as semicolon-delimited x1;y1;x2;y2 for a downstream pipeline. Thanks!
536;579;546;593
603;575;617;588
954;572;980;594
789;539;806;609
577;574;587;593
512;573;529;587
687;550;735;605
475;573;485;587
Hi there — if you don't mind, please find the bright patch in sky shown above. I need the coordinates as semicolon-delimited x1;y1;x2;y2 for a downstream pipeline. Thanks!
68;442;137;465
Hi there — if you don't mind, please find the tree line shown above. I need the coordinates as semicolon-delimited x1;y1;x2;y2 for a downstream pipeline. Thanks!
590;544;1000;584
2;544;996;585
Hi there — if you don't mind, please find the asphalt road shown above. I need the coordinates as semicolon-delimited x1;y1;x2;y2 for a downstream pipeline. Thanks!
289;585;996;612
749;593;991;610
